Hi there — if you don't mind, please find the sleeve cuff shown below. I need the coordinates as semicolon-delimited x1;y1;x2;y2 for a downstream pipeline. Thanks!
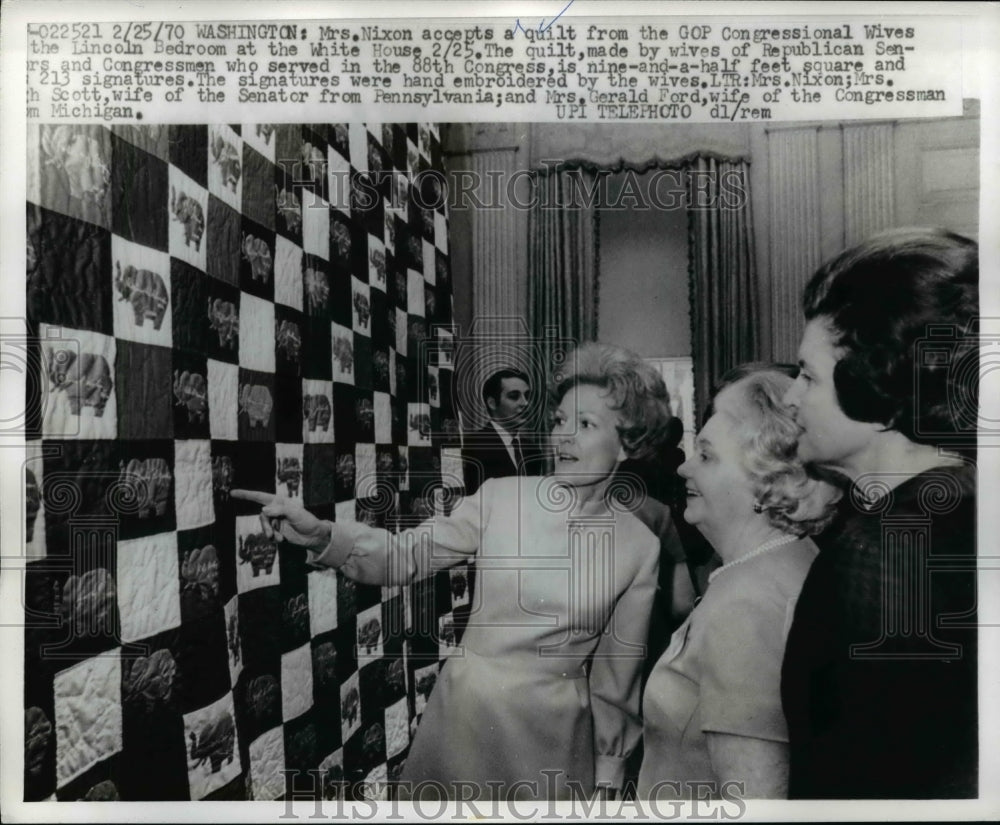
305;520;356;569
595;754;627;790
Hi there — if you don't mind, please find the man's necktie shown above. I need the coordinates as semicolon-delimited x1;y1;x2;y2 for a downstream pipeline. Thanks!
513;434;525;473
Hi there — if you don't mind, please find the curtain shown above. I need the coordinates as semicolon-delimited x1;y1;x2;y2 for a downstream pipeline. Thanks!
527;169;599;348
684;156;759;423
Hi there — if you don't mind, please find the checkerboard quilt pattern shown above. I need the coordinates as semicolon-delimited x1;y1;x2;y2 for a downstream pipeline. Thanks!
23;121;470;801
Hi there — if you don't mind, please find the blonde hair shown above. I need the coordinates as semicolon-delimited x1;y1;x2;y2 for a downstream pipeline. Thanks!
552;343;671;460
723;369;842;536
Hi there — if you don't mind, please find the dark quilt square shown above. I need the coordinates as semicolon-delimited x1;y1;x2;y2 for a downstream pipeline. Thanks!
274;305;305;378
329;278;353;335
332;386;355;446
279;565;310;653
303;443;336;512
178;525;225;623
116;439;176;539
369;291;390;350
235;588;283;678
381;595;406;656
302;253;331;321
329;443;354;505
234;630;282;742
344;718;384;772
407;317;428;362
393;222;414;279
209;439;240;523
111;133;168;251
391;254;408;312
230;441;276;516
352;337;373;391
172;351;210;440
328;210;353;279
207;195;241;286
41;532;122;667
169;125;208;187
348;210;373;284
284;712;320;774
300;126;329;201
119;630;190;800
170;257;208;354
310;632;339;708
354;390;375;443
384;249;399;306
203;775;246;801
351;177;384;249
430;129;443;170
419;202;435;242
301;315;332;382
392;397;407;444
274;374;304;444
424;285;438;325
329;123;349;162
237;368;276;443
434;249;451;296
205;279;241;364
333;620;358;680
391;125;408;170
358;656;403;716
239;216;275;302
233;666;281;759
406;447;438;497
274;125;304;186
241;143;276;231
404;571;439;643
373;348;391;396
41;440;121;538
403;353;422;398
27;204;113;335
23;642;56;799
274;180;304;246
375;445;398;488
172;611;230;714
115;339;172;440
310;705;342;770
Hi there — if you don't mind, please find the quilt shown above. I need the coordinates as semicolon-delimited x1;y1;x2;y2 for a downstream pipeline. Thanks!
23;120;469;801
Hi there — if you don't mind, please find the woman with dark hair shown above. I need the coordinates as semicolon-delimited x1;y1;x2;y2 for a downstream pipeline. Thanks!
639;365;840;800
780;227;979;798
233;343;672;801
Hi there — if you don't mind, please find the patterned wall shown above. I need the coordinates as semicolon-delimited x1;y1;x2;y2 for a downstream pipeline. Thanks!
23;121;467;801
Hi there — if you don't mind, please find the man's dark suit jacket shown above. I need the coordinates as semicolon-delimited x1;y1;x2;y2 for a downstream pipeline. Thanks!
461;424;548;494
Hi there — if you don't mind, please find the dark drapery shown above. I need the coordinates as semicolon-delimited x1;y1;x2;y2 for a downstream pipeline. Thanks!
527;169;599;348
684;156;759;422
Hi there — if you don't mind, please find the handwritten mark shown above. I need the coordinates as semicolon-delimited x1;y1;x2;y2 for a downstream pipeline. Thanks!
511;0;575;36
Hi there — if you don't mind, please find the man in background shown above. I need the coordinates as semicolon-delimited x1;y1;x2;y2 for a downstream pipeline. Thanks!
462;368;545;495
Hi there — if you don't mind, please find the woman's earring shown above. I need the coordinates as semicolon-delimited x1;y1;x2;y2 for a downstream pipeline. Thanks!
752;501;764;514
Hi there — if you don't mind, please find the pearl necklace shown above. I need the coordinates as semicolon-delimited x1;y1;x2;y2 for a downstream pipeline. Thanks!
708;534;800;585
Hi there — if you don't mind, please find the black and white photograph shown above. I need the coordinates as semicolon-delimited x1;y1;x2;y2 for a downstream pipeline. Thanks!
1;1;997;821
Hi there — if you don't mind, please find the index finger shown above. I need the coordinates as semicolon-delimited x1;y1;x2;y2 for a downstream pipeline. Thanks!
230;489;276;505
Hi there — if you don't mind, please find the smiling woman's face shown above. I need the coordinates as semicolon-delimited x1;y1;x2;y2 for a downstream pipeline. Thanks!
677;385;756;538
550;384;627;488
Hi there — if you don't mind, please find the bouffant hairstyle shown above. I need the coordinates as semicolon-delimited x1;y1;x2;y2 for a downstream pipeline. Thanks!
717;366;842;537
802;228;978;447
552;343;671;461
